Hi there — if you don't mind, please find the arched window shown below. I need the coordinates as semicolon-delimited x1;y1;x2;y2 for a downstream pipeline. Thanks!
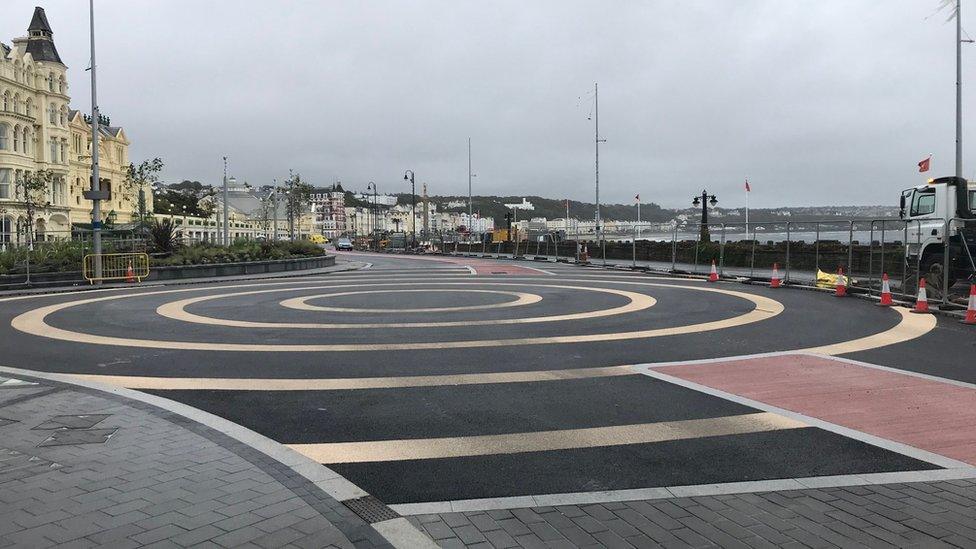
49;103;57;125
0;124;8;150
13;125;19;152
59;106;66;126
13;93;20;114
0;168;10;199
48;72;55;92
22;127;29;154
2;91;8;111
58;75;65;94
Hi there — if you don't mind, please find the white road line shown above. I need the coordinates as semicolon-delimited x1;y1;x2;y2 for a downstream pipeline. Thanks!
286;412;806;464
11;281;780;351
68;365;638;391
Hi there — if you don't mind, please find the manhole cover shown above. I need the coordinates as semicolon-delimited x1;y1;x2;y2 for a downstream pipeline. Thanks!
342;495;399;523
33;414;111;430
38;428;118;447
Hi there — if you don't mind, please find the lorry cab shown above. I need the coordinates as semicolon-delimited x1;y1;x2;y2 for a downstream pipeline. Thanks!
900;176;976;289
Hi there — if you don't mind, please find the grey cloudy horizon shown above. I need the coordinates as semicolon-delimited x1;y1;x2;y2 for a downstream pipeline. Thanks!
4;0;971;209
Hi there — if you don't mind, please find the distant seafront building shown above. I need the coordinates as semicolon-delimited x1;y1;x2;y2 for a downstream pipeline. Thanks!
1;7;149;245
311;183;346;238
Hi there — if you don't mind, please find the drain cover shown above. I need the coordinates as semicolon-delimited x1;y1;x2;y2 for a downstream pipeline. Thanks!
342;495;399;523
38;428;118;447
33;414;111;430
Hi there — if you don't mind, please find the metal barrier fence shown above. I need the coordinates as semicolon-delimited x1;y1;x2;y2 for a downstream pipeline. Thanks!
82;253;150;284
457;217;974;308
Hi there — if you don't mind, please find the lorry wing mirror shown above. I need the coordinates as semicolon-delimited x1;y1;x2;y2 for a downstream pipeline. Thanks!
899;194;906;219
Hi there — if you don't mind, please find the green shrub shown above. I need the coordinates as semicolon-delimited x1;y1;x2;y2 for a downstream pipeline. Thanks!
150;239;324;267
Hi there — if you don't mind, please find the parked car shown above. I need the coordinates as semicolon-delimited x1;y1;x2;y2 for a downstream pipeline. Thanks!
335;237;354;250
309;234;329;245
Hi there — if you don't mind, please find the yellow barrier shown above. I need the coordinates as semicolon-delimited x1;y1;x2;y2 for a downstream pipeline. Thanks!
83;253;150;284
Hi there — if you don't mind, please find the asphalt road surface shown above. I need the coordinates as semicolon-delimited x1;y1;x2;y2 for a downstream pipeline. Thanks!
1;252;972;510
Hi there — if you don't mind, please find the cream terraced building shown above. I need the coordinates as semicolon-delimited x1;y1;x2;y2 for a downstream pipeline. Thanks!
0;7;148;245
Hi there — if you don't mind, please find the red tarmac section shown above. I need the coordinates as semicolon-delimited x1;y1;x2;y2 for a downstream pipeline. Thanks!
657;354;976;466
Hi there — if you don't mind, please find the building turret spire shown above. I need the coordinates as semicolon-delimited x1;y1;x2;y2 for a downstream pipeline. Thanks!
25;6;63;64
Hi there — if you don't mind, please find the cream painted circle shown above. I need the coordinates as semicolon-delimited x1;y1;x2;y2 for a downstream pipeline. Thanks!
154;282;655;329
10;278;783;351
280;289;541;313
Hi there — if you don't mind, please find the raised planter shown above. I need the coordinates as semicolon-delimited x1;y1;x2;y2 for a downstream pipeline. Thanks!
0;255;335;290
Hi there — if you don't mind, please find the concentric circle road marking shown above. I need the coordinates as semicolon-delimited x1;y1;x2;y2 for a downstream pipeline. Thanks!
10;279;780;351
279;289;540;313
154;282;654;329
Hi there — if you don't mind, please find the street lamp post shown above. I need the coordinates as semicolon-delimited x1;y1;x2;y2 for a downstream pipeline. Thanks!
222;157;229;246
692;189;718;242
366;181;377;249
403;170;416;249
270;179;278;241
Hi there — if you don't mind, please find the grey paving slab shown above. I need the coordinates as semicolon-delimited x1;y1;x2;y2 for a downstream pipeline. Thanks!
0;374;381;548
418;478;976;548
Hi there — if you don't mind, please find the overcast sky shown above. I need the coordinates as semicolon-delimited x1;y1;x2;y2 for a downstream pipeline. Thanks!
4;1;973;208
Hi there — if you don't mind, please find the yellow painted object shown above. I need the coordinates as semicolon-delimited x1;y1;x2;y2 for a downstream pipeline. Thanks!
816;269;850;289
83;253;150;284
309;235;328;244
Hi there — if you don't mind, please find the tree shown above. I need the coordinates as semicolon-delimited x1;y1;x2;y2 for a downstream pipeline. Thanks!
122;157;164;215
283;172;313;240
257;192;275;238
16;170;58;247
152;179;215;217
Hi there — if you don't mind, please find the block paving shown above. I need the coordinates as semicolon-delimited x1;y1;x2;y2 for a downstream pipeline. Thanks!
0;375;390;548
409;479;976;548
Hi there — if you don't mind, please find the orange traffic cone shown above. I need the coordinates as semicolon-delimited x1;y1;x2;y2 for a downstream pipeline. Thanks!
878;272;893;306
708;260;719;282
911;277;930;313
834;267;847;297
963;284;976;324
770;263;781;288
125;260;136;283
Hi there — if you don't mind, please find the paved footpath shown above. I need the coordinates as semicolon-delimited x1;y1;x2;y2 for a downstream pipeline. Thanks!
409;480;976;548
0;372;394;548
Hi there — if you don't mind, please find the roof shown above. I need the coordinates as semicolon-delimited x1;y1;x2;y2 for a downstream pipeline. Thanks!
28;7;53;33
24;7;62;64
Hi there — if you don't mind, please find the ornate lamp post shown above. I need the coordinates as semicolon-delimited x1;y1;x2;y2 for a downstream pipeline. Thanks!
366;181;377;249
692;189;718;242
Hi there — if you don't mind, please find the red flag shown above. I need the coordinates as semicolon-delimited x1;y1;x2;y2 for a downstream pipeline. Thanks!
744;179;751;192
918;156;931;173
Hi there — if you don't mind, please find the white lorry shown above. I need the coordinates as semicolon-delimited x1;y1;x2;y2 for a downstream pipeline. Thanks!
900;175;976;292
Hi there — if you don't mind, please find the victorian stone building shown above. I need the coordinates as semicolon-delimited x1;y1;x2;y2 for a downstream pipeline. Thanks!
1;7;147;245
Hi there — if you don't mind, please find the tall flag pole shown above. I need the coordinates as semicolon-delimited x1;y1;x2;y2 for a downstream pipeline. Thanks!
744;179;751;235
635;194;641;240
